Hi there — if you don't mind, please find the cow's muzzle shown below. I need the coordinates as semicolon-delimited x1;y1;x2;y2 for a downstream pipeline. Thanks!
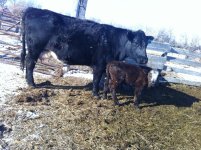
137;56;148;64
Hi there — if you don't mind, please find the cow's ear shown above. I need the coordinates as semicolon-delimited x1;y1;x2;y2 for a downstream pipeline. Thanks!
127;31;134;41
147;36;154;43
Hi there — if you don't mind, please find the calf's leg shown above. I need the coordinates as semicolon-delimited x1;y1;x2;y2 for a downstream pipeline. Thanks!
133;86;143;108
110;80;119;105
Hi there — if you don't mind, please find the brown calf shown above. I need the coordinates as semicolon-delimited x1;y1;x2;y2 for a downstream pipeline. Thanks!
103;61;153;107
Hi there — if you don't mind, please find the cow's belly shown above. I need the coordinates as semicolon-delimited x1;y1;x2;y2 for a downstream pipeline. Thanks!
46;35;94;65
48;46;93;66
66;46;93;65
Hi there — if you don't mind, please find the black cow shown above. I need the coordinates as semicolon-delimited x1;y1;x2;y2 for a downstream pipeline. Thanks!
20;7;154;98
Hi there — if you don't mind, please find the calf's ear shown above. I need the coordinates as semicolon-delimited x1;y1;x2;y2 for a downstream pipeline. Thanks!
147;36;154;43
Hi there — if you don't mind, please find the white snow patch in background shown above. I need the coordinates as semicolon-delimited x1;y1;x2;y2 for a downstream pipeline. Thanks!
64;71;93;80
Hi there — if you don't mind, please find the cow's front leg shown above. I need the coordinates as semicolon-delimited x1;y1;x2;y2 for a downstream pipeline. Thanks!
92;66;104;99
26;54;37;87
103;75;109;99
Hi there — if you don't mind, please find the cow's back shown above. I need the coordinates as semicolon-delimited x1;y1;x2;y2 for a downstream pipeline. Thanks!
23;7;64;43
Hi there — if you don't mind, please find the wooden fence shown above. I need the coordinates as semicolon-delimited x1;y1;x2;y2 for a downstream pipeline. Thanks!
0;9;21;37
125;42;201;87
147;42;201;87
0;9;21;57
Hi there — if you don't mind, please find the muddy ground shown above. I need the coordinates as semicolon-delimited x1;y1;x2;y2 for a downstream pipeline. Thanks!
1;76;201;150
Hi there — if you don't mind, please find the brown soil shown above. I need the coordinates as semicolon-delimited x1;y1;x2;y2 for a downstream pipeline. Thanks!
1;76;201;149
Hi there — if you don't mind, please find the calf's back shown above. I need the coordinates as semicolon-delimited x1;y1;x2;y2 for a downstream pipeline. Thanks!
107;61;148;86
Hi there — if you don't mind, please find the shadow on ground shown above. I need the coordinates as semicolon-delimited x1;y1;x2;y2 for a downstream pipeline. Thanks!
36;80;93;90
36;80;200;108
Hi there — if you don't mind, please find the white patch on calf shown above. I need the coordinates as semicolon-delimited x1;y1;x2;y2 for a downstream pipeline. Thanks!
148;69;159;87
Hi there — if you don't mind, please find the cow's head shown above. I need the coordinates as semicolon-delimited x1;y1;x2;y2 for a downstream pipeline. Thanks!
124;30;154;64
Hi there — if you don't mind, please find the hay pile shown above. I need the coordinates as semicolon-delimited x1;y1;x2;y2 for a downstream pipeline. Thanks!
1;76;201;149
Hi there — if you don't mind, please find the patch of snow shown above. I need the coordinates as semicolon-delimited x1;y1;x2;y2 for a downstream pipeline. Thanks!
0;63;51;105
0;63;93;105
16;110;40;121
0;63;27;105
22;133;40;142
64;70;93;80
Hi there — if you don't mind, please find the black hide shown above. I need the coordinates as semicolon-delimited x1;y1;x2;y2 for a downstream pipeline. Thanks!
21;7;154;97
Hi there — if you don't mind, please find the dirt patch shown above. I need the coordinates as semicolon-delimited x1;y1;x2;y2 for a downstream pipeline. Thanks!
1;76;201;149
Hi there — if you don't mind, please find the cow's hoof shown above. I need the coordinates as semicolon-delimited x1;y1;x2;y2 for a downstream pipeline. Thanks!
93;92;100;99
93;95;100;100
28;83;36;88
133;102;140;109
102;95;107;100
113;102;120;106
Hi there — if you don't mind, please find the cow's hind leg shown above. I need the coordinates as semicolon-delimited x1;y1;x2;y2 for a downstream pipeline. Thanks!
25;52;40;87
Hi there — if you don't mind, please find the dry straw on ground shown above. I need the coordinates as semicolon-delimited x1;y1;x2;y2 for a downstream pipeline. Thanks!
1;76;201;149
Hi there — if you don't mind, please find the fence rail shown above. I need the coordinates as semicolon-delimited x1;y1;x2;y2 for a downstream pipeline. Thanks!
0;10;20;34
146;42;201;87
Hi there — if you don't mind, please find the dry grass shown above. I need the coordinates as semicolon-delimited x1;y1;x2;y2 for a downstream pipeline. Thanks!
1;76;201;149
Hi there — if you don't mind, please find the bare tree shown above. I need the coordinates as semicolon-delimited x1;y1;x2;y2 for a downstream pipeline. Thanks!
0;0;7;8
156;29;175;44
189;36;201;51
8;0;40;16
179;34;189;49
76;0;88;19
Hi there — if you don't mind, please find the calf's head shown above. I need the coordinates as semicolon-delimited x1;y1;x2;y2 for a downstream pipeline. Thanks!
147;69;159;87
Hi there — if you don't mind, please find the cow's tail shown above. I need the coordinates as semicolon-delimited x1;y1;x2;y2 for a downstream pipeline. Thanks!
20;10;26;71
